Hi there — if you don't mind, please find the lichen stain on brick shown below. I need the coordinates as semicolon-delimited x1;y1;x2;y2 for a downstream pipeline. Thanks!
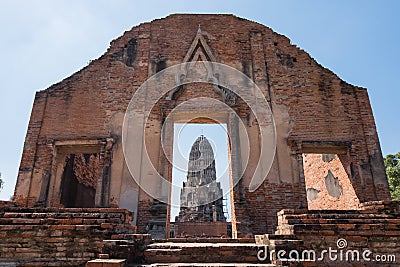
324;170;343;198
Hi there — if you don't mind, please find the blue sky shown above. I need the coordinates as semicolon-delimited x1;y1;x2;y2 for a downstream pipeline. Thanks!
0;0;399;200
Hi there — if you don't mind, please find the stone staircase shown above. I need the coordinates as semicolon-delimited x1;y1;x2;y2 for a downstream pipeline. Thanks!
92;205;400;267
265;202;400;266
1;201;397;266
145;239;267;264
0;206;136;266
94;237;275;266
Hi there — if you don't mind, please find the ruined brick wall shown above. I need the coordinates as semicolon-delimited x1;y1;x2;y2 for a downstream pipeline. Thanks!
273;201;400;266
0;207;135;266
14;14;390;236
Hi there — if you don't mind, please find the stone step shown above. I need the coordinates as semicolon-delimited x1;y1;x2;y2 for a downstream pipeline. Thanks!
281;215;399;224
275;224;400;237
255;234;301;245
144;242;269;264
132;263;276;267
2;211;128;220
146;242;265;249
87;259;128;267
0;223;136;232
276;222;400;233
0;262;19;267
110;234;152;241
158;238;256;243
0;207;130;214
277;208;394;216
0;217;125;225
1;258;98;266
102;236;153;264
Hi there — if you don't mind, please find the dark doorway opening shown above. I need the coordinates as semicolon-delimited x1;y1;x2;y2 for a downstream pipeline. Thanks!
60;153;98;208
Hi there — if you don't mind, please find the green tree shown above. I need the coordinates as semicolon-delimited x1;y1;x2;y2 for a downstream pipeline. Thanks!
384;152;400;200
0;172;3;192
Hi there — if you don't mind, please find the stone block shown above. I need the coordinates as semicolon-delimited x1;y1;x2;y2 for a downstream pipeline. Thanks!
86;259;127;267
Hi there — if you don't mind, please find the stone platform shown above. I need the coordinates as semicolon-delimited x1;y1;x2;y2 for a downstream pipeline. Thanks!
0;201;399;266
0;205;136;266
144;240;267;264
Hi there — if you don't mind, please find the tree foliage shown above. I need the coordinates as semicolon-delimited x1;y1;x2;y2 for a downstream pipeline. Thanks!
0;172;3;192
384;152;400;200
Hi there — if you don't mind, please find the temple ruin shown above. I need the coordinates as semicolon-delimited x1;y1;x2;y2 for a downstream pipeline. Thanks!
1;14;398;266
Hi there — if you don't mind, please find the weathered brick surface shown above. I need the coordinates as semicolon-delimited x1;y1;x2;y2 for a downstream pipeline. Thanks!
102;234;152;264
303;153;360;210
86;259;127;267
144;241;268;264
0;206;136;266
174;221;228;237
271;201;400;266
13;14;390;238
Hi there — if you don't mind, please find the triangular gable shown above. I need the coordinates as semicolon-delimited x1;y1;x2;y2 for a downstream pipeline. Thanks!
167;26;236;106
183;25;216;63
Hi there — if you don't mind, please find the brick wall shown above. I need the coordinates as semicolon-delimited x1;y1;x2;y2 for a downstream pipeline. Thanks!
13;14;390;237
0;206;136;266
175;221;228;237
271;201;400;266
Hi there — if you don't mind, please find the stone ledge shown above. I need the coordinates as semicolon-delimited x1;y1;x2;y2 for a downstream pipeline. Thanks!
86;259;127;267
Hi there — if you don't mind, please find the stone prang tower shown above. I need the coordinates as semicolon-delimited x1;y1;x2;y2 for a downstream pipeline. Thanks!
176;135;226;222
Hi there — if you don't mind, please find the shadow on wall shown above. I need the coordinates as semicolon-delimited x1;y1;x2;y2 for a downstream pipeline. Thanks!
303;153;360;210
